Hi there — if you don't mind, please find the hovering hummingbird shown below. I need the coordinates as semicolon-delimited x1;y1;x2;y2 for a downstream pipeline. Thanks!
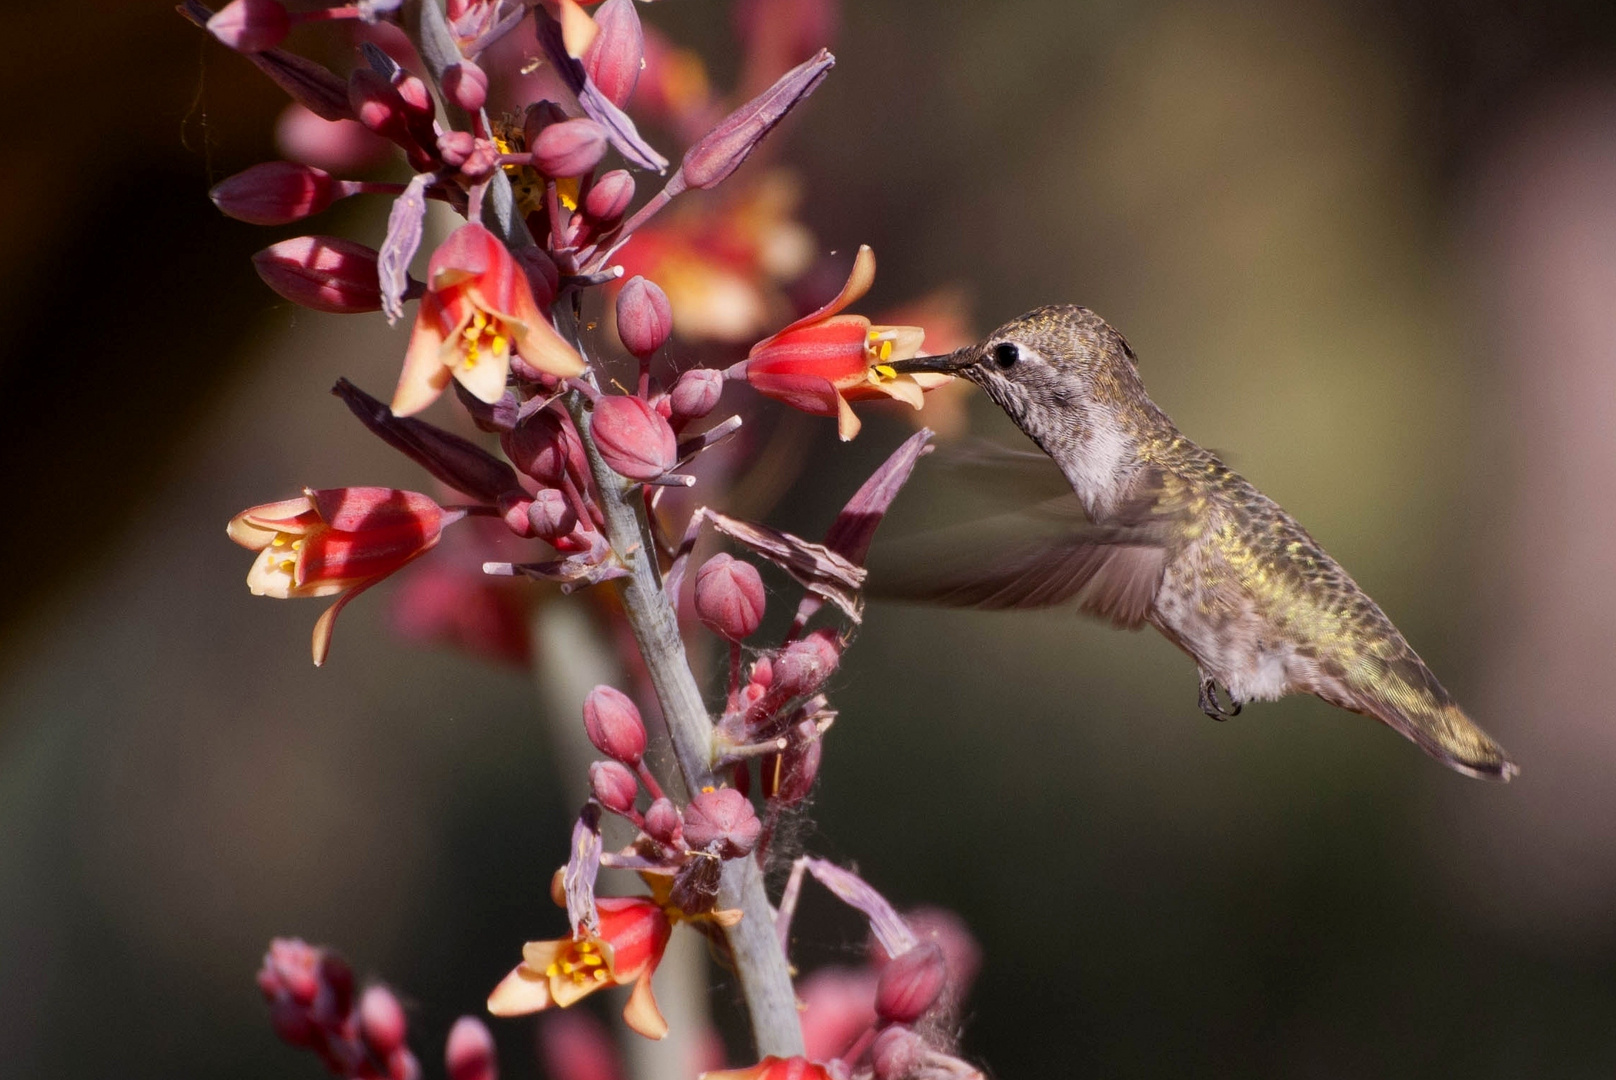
884;305;1516;780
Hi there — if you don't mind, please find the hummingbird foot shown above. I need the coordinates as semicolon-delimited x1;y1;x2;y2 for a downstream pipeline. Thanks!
1197;669;1243;722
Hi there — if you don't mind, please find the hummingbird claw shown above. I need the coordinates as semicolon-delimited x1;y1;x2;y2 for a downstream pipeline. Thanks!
1197;669;1242;722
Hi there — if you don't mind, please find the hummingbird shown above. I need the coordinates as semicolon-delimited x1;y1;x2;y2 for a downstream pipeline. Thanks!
884;304;1516;780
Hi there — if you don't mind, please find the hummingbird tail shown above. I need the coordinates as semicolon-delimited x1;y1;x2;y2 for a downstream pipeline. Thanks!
1330;654;1518;781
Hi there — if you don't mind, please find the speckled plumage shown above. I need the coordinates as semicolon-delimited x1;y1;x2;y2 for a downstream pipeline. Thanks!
888;305;1516;780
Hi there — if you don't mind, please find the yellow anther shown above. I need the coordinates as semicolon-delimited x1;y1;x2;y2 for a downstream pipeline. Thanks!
592;968;608;982
271;535;289;547
278;559;296;574
545;962;562;978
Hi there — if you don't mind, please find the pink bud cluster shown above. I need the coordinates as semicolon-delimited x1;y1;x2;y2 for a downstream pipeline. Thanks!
257;939;420;1080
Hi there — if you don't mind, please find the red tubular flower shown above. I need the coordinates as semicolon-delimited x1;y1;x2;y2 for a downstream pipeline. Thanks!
486;897;673;1039
701;1057;836;1080
228;487;459;665
394;223;585;416
740;246;948;440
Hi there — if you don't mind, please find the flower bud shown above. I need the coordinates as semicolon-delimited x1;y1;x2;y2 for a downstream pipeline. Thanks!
522;100;569;148
770;629;841;701
503;408;587;488
668;368;724;421
349;68;410;139
211;161;337;225
527;488;578;541
277;103;391;173
442;61;489;113
589;760;640;816
681;787;761;858
531;117;609;178
875;942;948;1023
644;797;683;846
583;0;644;107
207;0;290;52
680;49;833;190
333;379;522;503
395;75;435;120
763;721;821;805
582;685;646;766
694;554;766;641
591;395;678;481
360;985;408;1056
583;169;635;223
615;277;673;360
437;130;477;168
445;1016;497;1080
870;1025;928;1080
253;236;382;314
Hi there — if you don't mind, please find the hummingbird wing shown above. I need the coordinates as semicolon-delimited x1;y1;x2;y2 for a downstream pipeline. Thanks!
869;469;1188;628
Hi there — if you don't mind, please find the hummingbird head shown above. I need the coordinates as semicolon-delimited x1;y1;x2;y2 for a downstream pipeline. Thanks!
889;304;1149;454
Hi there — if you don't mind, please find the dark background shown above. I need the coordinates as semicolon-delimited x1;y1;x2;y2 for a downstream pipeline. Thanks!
5;0;1616;1076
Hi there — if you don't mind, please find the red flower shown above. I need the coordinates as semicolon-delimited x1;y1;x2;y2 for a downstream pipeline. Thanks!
486;897;673;1040
701;1057;836;1080
227;487;458;665
741;245;948;440
394;223;584;416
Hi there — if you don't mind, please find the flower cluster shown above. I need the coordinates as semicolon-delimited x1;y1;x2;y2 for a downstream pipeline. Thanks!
190;0;987;1077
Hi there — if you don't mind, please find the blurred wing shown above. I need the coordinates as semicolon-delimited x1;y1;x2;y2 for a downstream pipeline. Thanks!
869;469;1186;629
929;439;1077;507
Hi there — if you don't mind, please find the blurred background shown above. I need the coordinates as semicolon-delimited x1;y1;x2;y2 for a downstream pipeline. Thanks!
5;0;1616;1075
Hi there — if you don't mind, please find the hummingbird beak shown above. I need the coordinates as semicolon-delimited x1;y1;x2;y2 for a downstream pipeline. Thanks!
886;347;977;375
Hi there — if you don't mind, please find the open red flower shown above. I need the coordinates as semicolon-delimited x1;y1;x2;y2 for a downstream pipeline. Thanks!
738;245;948;440
486;897;673;1040
228;487;459;665
701;1057;837;1080
394;223;585;416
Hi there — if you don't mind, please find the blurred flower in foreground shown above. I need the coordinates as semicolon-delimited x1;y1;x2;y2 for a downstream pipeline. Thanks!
228;487;460;665
395;223;584;415
701;1057;835;1080
486;896;673;1039
735;246;948;439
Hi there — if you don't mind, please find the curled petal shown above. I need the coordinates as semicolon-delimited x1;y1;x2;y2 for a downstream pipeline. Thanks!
622;965;668;1040
760;245;875;345
311;576;383;667
487;964;554;1017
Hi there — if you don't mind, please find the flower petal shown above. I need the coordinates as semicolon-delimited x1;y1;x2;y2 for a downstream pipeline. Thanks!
754;245;876;348
394;292;456;415
227;495;317;548
622;964;668;1040
834;393;861;441
451;341;512;405
310;576;383;667
486;963;554;1016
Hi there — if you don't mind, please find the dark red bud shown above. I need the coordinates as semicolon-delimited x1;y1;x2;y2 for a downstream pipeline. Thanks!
212;161;337;225
644;797;683;846
437;130;477;168
445;1016;497;1080
591;395;678;481
749;656;773;688
207;0;290;52
500;496;537;538
770;629;841;700
764;721;821;805
681;787;761;858
668;368;724;421
870;1025;928;1080
875;942;948;1023
360;985;408;1056
615;276;673;360
583;0;644;108
680;49;833;190
442;61;489;113
349;69;410;138
528;488;578;541
503;408;587;488
531;117;609;177
253;235;381;313
395;76;434;119
694;554;766;641
583;169;635;223
522;100;569;148
589;760;640;816
582;685;647;765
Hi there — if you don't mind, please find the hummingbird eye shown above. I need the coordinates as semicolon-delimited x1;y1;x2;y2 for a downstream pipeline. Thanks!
992;342;1021;370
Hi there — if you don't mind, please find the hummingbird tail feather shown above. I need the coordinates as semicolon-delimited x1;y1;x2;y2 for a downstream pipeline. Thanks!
1330;654;1518;781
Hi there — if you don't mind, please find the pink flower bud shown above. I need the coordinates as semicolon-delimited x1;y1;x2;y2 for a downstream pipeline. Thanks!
875;942;947;1023
870;1025;928;1080
694;554;766;641
770;629;841;700
442;61;489;112
669;368;724;421
253;236;381;314
360;985;408;1056
589;760;640;816
583;0;644;108
583;169;635;223
349;69;410;138
582;685;647;765
644;797;683;846
681;788;761;858
680;49;833;190
438;130;477;167
527;489;578;541
445;1016;498;1080
276;103;391;173
207;0;290;52
211;161;337;225
615;277;673;360
531;117;609;178
522;100;569;148
538;1013;615;1080
591;395;678;481
502;408;587;488
395;75;435;120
